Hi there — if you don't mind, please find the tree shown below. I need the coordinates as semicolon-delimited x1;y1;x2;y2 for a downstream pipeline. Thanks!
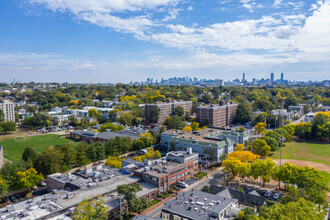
117;183;148;214
182;126;192;131
237;207;256;220
201;185;210;193
108;110;117;122
235;102;251;124
272;162;299;187
284;96;299;109
252;139;271;157
235;162;251;182
0;121;16;134
149;106;160;123
260;136;278;151
234;144;244;151
222;157;242;176
0;109;4;122
72;197;108;220
191;122;200;131
132;117;142;127
228;151;260;163
253;112;268;125
75;142;90;166
173;106;184;117
154;150;161;159
69;115;79;127
258;198;325;220
250;159;275;187
22;147;38;164
254;122;266;135
16;168;44;191
164;115;185;129
119;112;134;126
0;161;27;189
0;175;9;195
88;108;98;118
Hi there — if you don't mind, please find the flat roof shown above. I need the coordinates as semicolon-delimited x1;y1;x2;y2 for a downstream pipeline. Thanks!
162;190;237;220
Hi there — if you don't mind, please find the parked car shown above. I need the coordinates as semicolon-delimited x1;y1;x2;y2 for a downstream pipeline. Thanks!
273;193;280;200
177;181;188;188
9;196;17;203
264;191;272;198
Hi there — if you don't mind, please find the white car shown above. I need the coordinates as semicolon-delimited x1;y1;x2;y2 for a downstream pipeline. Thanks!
273;193;280;200
264;191;272;198
177;181;188;188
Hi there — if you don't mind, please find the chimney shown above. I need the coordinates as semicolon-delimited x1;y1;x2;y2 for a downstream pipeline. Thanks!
187;147;192;154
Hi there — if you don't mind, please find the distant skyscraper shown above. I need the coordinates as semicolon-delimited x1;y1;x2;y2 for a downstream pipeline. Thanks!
242;73;245;83
281;73;284;83
270;73;274;83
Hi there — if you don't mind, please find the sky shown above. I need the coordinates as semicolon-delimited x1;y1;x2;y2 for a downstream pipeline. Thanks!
0;0;329;83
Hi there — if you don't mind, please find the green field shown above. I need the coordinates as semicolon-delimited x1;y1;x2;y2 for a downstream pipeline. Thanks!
270;141;330;165
0;134;77;161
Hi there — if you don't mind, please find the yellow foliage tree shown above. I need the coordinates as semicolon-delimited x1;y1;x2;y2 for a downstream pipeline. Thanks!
154;150;161;159
139;132;155;143
254;122;267;135
221;157;242;176
16;168;44;191
234;144;244;151
228;151;260;163
105;156;123;169
182;126;192;131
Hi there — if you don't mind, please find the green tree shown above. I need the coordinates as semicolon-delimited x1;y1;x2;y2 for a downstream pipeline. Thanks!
0;121;16;133
260;136;278;151
173;106;184;117
164;115;185;129
235;162;251;182
222;157;242;176
0;109;4;122
201;185;210;193
149;106;160;123
117;182;148;214
0;161;27;189
258;198;325;220
235;102;251;124
118;112;134;126
0;175;9;195
108;110;117;122
251;159;276;187
72;197;108;220
75;142;90;166
252;139;271;157
22;147;38;164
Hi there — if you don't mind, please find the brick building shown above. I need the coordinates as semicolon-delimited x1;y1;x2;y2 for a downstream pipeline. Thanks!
196;102;239;128
123;149;199;193
145;100;192;124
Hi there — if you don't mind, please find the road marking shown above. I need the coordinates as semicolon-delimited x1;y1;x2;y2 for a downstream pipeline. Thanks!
152;210;162;218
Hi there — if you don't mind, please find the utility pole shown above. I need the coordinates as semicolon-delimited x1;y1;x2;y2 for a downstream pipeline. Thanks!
119;194;122;220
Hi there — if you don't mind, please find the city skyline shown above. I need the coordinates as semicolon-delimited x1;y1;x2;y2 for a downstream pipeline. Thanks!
1;0;330;83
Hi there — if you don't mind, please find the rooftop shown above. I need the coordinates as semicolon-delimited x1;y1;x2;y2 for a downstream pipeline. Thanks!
162;190;238;220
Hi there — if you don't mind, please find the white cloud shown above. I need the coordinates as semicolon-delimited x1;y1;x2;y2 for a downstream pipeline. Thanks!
240;0;262;12
187;6;193;11
273;0;282;7
29;0;182;35
162;8;181;21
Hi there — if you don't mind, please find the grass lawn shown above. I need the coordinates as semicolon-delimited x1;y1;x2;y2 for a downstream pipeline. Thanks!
0;134;77;161
270;141;330;165
196;172;207;178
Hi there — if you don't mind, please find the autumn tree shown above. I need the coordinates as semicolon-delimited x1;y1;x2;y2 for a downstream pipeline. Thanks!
222;157;242;176
16;168;44;191
228;151;260;163
72;197;108;220
0;175;9;195
250;159;276;187
234;144;244;151
117;183;148;214
254;122;267;135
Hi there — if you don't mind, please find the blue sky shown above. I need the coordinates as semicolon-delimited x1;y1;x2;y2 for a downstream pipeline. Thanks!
0;0;329;83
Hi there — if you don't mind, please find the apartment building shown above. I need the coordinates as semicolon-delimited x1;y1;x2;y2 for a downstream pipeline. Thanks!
123;149;199;193
161;128;238;163
196;102;239;128
0;100;15;122
145;100;192;124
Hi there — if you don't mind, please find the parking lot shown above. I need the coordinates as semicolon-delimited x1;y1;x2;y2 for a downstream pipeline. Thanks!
228;183;284;202
37;125;73;133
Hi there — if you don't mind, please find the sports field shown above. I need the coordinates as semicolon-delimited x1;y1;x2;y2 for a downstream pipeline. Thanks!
0;134;77;161
270;141;330;165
